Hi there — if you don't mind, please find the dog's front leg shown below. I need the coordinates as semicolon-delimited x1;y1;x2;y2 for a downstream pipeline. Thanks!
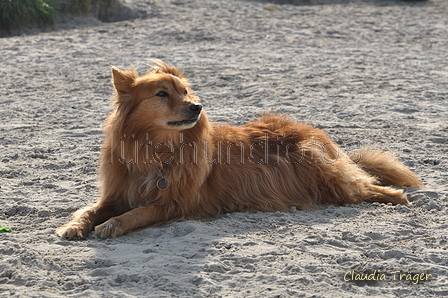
95;205;173;238
56;203;115;239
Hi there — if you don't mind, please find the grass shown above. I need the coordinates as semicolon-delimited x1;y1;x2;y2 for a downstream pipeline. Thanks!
0;0;106;31
58;0;96;14
0;0;55;30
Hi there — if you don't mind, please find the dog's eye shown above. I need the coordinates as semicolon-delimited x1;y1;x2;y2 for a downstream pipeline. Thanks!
156;91;169;97
184;90;188;95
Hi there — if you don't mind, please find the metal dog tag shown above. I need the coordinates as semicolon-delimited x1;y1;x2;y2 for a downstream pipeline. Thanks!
157;177;169;190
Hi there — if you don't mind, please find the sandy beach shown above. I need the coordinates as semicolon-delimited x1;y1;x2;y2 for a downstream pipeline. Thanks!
1;0;447;297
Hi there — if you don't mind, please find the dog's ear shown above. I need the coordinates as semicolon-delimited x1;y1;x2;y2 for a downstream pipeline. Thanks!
111;67;138;102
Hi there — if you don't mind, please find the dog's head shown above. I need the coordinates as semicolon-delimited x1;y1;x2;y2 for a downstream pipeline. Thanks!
111;60;202;130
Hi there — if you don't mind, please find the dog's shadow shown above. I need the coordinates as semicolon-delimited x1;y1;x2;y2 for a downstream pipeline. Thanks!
79;203;388;295
67;189;437;295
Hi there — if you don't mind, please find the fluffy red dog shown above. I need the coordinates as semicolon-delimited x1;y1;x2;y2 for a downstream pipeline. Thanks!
56;61;424;239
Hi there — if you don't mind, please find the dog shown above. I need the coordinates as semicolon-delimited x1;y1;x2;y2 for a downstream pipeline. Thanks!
56;60;425;239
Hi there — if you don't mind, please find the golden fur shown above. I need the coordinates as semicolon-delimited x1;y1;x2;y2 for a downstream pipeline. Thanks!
56;61;425;239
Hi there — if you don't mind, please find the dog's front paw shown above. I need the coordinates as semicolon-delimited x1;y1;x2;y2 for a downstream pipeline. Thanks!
56;222;90;239
95;219;124;238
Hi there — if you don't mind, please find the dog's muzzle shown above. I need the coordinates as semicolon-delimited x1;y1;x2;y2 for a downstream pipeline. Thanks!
167;103;202;127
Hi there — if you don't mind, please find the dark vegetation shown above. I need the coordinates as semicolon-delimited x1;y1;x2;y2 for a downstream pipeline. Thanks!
0;0;119;31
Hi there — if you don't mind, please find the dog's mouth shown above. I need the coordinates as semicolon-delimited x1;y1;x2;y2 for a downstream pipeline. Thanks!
167;119;197;126
167;114;201;128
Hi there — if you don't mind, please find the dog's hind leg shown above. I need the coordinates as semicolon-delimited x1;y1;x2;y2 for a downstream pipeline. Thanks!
323;157;410;206
349;148;425;188
56;203;115;239
364;183;410;205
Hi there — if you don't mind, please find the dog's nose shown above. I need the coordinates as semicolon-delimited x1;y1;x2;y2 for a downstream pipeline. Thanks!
189;103;202;113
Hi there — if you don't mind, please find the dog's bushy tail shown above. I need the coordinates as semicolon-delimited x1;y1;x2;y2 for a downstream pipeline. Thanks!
349;148;425;188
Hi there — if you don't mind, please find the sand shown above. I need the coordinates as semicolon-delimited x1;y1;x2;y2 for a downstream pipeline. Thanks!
1;0;447;297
